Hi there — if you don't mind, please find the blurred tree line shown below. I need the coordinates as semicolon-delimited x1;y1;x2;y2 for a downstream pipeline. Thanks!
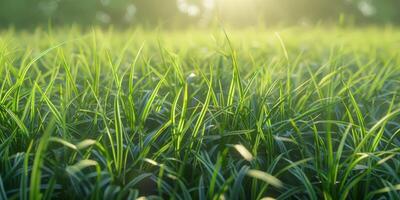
0;0;399;28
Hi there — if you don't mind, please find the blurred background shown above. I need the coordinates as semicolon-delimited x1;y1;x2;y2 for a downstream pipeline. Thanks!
0;0;399;28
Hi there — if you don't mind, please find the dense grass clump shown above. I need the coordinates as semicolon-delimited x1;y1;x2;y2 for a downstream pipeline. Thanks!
0;27;399;199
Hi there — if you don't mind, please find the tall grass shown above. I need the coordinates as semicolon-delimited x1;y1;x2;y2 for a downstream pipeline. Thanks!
0;27;399;199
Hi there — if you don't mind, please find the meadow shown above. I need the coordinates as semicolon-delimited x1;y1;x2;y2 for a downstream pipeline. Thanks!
0;27;399;199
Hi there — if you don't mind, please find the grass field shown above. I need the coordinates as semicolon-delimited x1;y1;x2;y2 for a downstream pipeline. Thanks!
0;27;400;199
